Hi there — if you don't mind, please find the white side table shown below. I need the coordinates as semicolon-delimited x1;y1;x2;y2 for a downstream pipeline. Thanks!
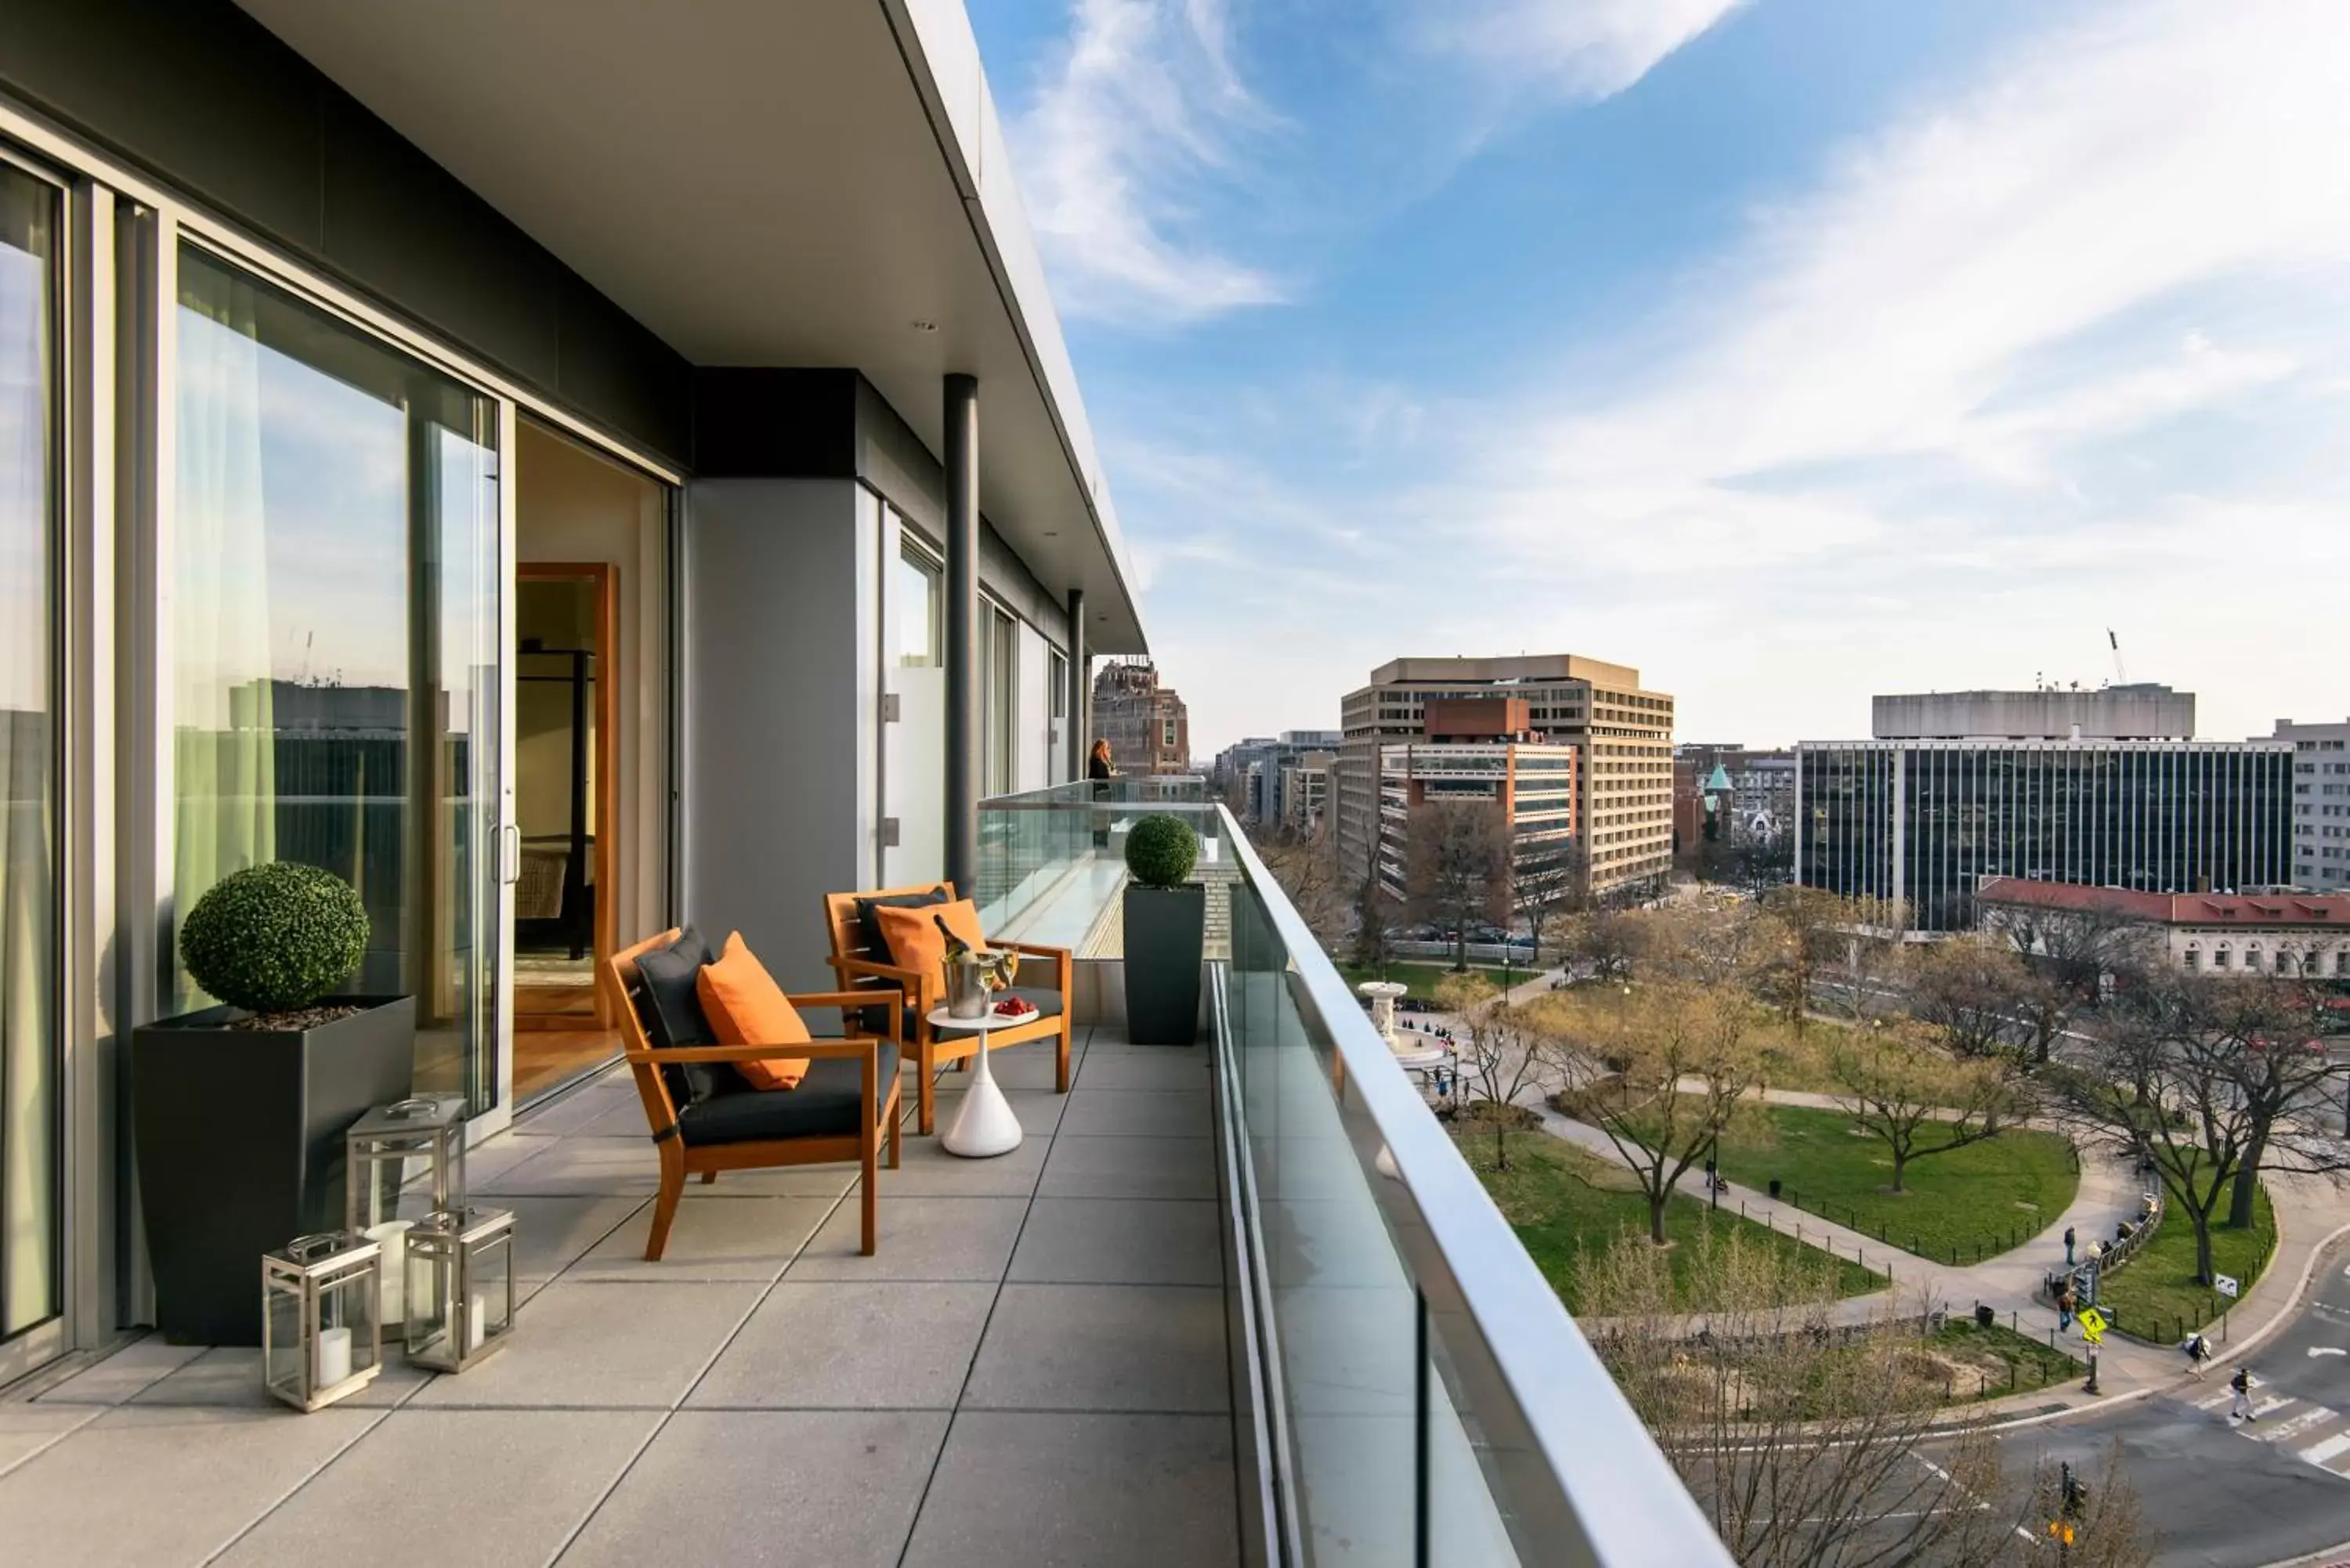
927;1006;1025;1158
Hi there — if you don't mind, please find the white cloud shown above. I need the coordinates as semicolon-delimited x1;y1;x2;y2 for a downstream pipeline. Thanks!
1010;0;1282;323
1419;0;1748;103
1141;0;2350;749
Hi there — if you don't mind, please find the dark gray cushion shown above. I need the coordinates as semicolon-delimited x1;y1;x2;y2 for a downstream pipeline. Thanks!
675;1042;901;1147
634;927;731;1105
850;887;949;1031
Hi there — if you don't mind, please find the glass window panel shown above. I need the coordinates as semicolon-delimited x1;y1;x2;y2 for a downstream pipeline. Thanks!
895;544;940;668
0;161;59;1342
173;245;501;1110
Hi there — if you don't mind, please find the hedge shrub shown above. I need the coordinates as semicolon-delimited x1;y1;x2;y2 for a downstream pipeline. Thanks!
180;862;371;1016
1124;814;1200;888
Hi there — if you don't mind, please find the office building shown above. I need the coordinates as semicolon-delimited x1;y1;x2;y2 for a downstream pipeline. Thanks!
1281;751;1336;836
1093;658;1191;775
1796;684;2291;930
2274;718;2350;891
1979;876;2350;978
1215;729;1341;826
1375;698;1580;904
1336;654;1673;898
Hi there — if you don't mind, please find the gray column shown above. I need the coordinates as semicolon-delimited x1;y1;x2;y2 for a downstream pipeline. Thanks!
1066;587;1086;780
944;374;980;893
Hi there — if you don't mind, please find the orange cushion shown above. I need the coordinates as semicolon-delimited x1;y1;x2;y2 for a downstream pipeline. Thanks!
696;932;812;1091
874;898;988;993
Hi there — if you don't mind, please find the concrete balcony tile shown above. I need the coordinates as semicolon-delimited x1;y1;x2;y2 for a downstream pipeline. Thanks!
1060;1087;1210;1136
900;1412;1238;1568
559;1410;949;1568
963;1284;1227;1414
566;1194;834;1282
0;1404;379;1568
407;1280;762;1408
786;1197;1029;1282
687;1281;995;1411
1007;1198;1223;1287
212;1409;658;1568
1039;1134;1215;1201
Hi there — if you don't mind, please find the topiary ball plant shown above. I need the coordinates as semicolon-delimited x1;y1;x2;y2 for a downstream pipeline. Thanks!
180;862;371;1017
1124;813;1200;889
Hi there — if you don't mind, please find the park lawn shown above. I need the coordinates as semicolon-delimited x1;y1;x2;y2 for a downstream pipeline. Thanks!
2095;1185;2276;1345
1453;1125;1882;1313
1338;961;1525;1003
1710;1104;2081;1265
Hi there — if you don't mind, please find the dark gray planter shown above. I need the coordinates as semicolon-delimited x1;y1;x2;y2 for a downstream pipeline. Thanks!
1123;883;1205;1046
132;995;417;1345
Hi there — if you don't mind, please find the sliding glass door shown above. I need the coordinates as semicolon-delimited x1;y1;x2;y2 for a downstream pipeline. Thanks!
172;243;502;1111
0;159;60;1359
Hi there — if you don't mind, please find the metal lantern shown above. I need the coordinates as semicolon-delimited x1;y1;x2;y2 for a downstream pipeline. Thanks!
403;1206;516;1373
345;1096;468;1236
262;1231;383;1412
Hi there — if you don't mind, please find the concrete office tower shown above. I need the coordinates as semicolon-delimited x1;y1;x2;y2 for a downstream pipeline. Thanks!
2272;718;2350;891
1376;699;1580;904
1336;655;1674;898
1094;659;1192;775
1873;684;2195;740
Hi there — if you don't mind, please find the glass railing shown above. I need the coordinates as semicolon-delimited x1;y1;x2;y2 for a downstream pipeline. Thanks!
1215;806;1732;1566
974;779;1224;947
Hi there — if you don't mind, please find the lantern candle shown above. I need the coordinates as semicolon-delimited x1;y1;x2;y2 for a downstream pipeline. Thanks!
316;1325;352;1386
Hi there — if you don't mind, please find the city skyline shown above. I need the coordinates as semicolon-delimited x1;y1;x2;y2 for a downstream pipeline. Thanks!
974;0;2350;754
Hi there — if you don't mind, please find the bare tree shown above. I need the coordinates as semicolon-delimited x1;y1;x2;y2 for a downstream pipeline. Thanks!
1404;798;1511;972
1253;826;1349;949
1350;871;1396;974
1436;974;1558;1172
2053;970;2350;1283
1829;1019;2026;1193
1542;979;1773;1243
1516;838;1587;968
1564;906;1644;981
1907;936;2035;1059
1581;1228;2153;1568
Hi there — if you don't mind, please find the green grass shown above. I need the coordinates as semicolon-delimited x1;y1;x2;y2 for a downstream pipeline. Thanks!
1453;1125;1882;1313
1337;960;1526;1003
2095;1185;2276;1344
1710;1104;2081;1264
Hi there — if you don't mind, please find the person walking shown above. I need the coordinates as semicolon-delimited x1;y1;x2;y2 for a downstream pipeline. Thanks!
2231;1365;2258;1422
2064;1224;2077;1266
2184;1332;2211;1378
2058;1283;2077;1333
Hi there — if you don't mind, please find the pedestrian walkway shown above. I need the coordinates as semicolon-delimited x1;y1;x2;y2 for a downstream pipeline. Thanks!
1530;1102;2350;1416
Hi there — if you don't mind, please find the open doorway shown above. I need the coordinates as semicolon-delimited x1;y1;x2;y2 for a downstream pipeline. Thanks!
512;420;671;1104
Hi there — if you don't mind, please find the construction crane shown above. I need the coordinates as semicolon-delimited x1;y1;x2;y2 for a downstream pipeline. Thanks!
2107;629;2128;687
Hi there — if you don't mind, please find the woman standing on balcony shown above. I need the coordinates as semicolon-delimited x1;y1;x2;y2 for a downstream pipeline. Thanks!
1089;738;1115;846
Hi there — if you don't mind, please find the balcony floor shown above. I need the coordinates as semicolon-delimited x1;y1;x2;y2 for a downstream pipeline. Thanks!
2;1025;1240;1568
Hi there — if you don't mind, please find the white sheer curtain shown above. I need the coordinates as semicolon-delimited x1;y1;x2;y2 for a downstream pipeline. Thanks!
172;258;277;1006
0;169;56;1339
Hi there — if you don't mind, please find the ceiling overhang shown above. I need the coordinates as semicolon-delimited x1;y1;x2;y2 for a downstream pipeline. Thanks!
235;0;1146;654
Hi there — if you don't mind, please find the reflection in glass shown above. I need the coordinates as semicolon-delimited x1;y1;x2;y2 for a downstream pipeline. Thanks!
0;163;58;1342
174;246;500;1109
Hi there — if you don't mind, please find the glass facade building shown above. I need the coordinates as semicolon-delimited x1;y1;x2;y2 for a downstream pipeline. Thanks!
1795;740;2295;932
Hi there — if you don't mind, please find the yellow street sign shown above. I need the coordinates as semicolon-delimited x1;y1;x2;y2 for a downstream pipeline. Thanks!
2077;1307;2108;1342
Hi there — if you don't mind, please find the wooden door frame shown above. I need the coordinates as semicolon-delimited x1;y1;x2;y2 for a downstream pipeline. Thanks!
516;562;620;1027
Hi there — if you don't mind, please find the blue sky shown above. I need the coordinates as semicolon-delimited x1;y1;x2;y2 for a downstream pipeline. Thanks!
971;0;2350;751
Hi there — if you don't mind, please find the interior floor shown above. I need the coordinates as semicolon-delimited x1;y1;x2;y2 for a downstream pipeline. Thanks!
514;1028;625;1105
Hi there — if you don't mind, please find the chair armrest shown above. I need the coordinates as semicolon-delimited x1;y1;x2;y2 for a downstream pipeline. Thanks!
997;940;1072;967
630;1038;880;1065
837;956;929;992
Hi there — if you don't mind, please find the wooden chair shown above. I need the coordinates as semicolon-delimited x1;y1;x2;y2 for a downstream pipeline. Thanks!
821;882;1073;1135
600;930;903;1259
